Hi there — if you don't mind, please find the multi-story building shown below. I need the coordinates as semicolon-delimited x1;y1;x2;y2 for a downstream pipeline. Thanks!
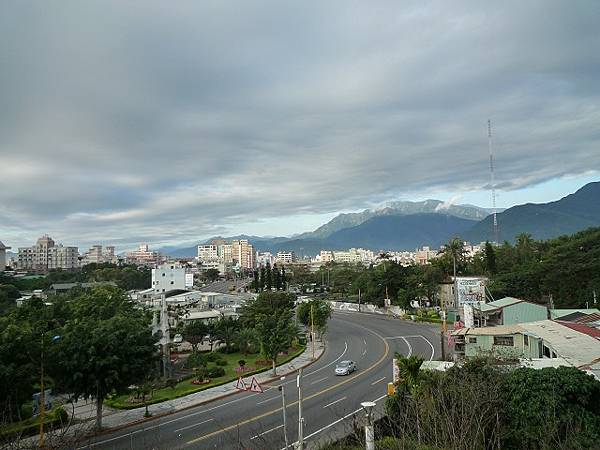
151;263;188;294
81;244;118;266
256;252;275;267
318;250;334;264
197;244;219;261
17;235;79;272
126;244;162;266
0;241;10;272
231;240;255;269
415;246;438;265
276;251;296;264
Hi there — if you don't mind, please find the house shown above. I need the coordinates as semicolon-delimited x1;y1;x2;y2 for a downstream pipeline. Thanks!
452;320;600;380
471;297;548;327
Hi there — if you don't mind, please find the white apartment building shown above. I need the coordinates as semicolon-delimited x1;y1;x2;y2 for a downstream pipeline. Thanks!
17;235;79;272
151;263;188;294
333;249;362;264
81;244;118;266
126;244;162;266
256;252;275;267
318;250;334;263
276;251;296;264
0;241;10;272
197;244;219;261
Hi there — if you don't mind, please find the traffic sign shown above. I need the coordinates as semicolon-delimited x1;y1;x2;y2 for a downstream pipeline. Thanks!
235;377;247;391
248;376;263;393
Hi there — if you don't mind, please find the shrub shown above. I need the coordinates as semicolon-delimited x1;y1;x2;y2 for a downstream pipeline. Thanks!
215;358;228;366
206;367;226;378
20;403;33;420
164;378;178;389
186;352;208;369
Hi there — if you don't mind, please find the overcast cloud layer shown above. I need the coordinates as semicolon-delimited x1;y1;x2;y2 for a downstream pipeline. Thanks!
1;1;600;249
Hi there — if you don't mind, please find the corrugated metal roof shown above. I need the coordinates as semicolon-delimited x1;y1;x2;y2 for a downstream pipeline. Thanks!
452;325;524;336
520;320;600;369
487;297;524;308
550;308;600;319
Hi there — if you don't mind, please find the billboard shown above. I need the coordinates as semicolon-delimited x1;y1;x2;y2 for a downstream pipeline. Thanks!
455;277;487;306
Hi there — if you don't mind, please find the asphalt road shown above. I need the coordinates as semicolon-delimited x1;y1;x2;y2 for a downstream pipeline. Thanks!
75;312;440;450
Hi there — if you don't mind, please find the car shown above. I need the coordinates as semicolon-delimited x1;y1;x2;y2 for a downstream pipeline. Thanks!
173;333;183;344
335;360;357;376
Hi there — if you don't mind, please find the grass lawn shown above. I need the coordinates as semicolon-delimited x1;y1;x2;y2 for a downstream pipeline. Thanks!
105;345;305;409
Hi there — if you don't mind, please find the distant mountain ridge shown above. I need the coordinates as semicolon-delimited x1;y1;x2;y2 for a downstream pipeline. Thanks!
157;182;600;257
294;199;492;240
462;182;600;243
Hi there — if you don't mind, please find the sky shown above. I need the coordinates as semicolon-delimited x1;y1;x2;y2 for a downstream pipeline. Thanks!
1;1;599;251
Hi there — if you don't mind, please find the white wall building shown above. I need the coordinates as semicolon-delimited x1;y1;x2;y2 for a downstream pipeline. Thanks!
151;263;188;294
17;235;79;272
81;244;118;266
276;251;296;264
0;241;10;272
197;244;219;261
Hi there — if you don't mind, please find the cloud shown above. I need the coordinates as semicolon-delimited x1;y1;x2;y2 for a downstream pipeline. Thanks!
0;1;599;249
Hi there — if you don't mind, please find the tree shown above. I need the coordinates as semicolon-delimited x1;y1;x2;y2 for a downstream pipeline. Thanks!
204;269;220;283
297;299;332;338
273;264;281;291
255;309;297;376
240;291;296;327
281;266;287;291
52;288;158;430
214;317;239;353
265;263;272;291
234;328;259;356
484;241;497;275
183;321;208;353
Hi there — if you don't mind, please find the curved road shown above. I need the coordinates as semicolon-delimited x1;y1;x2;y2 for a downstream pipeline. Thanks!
76;312;440;449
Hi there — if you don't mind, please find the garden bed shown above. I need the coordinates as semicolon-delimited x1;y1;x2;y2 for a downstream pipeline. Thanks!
105;345;305;409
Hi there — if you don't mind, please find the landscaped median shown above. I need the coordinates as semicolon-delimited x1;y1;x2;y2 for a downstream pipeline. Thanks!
104;345;305;410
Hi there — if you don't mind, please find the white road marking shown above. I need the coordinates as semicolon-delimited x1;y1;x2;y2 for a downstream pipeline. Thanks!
323;396;346;408
250;424;283;440
310;376;329;385
384;335;422;339
371;377;386;385
400;336;413;357
173;418;214;433
418;335;436;361
256;396;279;405
284;394;387;450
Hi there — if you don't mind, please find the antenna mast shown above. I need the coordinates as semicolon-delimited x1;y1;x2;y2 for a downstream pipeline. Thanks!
488;119;499;243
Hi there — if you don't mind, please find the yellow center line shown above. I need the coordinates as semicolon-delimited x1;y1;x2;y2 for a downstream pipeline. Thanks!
186;320;390;446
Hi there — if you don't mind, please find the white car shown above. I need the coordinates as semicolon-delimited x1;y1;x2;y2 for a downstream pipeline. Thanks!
335;360;357;376
173;333;183;344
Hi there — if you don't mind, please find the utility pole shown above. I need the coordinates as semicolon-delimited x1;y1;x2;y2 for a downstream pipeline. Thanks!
278;376;289;449
297;368;304;450
39;334;45;449
311;304;315;360
358;288;361;312
488;119;499;244
361;402;376;450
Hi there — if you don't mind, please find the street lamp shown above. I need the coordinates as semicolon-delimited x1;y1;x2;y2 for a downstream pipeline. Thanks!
360;401;376;450
39;334;61;449
278;376;289;449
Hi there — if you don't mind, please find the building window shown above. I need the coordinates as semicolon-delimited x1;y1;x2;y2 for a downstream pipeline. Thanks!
524;335;529;346
468;337;477;344
493;336;514;346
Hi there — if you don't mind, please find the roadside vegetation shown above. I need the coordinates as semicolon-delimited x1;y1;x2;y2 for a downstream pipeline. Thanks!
288;227;600;309
322;356;600;450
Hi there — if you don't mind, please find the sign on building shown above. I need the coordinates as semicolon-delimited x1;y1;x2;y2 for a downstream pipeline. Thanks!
455;277;487;306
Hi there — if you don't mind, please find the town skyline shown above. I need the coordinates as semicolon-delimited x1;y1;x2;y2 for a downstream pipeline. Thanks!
2;2;599;249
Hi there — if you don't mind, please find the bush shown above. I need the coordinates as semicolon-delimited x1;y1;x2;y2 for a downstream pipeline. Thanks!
164;378;178;389
215;358;228;366
205;352;220;362
185;352;208;369
19;403;33;420
206;367;226;378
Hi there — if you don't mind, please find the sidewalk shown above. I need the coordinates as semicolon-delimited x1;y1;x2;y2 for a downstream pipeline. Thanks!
72;340;325;431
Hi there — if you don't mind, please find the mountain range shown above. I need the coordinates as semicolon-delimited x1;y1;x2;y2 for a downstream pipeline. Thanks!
158;182;600;257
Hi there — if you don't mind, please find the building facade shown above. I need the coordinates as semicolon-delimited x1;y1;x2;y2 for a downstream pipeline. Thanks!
151;263;188;294
81;244;118;266
16;235;79;272
0;241;10;272
126;244;162;266
276;251;296;264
